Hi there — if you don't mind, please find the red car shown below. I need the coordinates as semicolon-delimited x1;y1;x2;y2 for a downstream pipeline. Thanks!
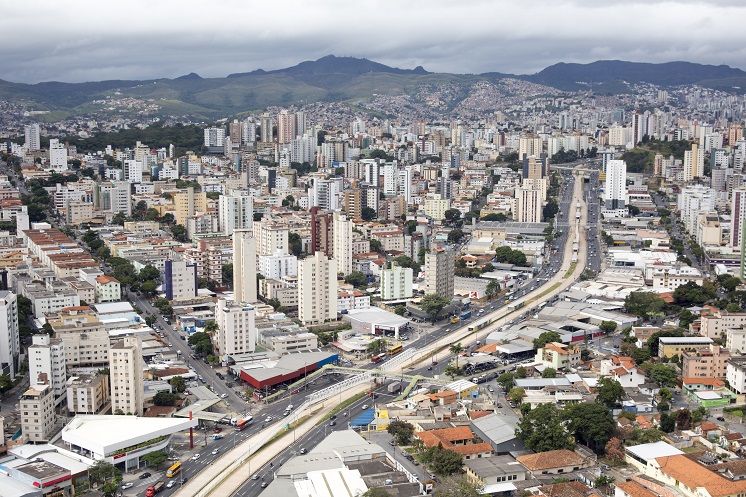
214;428;222;433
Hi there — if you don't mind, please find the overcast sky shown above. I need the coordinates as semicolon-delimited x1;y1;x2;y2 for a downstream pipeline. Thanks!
3;0;746;83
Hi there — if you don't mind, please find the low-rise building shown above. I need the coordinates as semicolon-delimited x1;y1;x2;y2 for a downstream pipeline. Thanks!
265;332;318;355
658;336;713;358
94;275;121;303
651;265;704;292
700;311;746;340
534;342;580;370
66;374;110;414
681;344;730;379
464;455;526;493
20;381;55;443
516;449;593;476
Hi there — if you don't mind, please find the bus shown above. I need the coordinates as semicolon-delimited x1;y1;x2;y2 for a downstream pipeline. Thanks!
387;344;403;356
166;462;182;478
235;416;253;431
507;301;525;312
371;353;386;364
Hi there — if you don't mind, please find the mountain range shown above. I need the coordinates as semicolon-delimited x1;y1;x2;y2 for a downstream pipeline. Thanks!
2;55;746;120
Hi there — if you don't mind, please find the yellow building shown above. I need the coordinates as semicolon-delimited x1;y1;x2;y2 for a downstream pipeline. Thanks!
173;187;207;226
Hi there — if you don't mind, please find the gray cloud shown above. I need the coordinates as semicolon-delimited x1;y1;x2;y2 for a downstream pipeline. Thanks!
1;0;745;83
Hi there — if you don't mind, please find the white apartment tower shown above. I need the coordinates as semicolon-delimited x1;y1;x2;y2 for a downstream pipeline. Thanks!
254;221;289;256
215;299;256;355
233;229;258;303
515;187;543;223
109;336;144;416
604;159;628;209
332;211;353;276
381;262;413;301
258;250;298;279
398;167;413;204
48;139;68;170
29;334;66;406
219;193;253;235
0;291;19;379
298;252;337;325
25;124;40;151
425;247;455;299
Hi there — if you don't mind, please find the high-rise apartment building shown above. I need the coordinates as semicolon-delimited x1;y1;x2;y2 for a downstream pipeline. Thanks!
298;252;337;325
164;260;198;300
425;247;455;299
277;110;294;144
25;124;40;151
29;334;66;406
219;193;253;235
204;127;225;148
258;250;298;279
683;143;704;181
731;188;746;248
255;221;289;256
173;187;207;226
215;299;256;355
605;159;628;210
48;139;68;170
259;113;273;143
380;262;413;300
0;291;19;379
522;156;546;180
332;212;353;276
233;229;257;303
310;177;343;210
515;187;543;223
109;336;144;416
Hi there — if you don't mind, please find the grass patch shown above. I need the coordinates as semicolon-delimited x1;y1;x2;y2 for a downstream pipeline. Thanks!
318;392;368;424
564;262;577;279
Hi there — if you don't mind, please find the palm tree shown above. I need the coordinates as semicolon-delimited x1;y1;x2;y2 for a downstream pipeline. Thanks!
204;320;218;334
449;342;464;367
486;280;500;300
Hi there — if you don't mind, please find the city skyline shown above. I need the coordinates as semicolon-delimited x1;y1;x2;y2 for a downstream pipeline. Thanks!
3;0;746;83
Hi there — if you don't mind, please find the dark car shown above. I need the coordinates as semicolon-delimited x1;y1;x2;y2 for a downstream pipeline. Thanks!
329;420;337;426
139;472;152;479
717;416;726;421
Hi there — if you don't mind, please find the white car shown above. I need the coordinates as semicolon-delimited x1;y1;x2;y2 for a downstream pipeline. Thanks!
122;482;134;490
166;481;176;488
220;393;228;399
211;449;219;455
362;404;369;409
191;453;201;461
265;416;273;422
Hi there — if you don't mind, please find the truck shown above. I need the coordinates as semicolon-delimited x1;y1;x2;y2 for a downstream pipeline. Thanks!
387;381;401;394
146;482;165;497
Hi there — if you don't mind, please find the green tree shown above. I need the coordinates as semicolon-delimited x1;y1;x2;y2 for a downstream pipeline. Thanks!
515;366;527;379
565;401;614;449
486;279;500;299
169;376;186;393
659;412;676;433
496;372;516;390
89;461;122;487
533;331;561;349
419;294;450;323
387;420;415;445
140;280;157;295
594;476;616;488
288;232;303;257
370;238;382;252
449;343;464;367
171;224;187;241
221;263;233;287
599;321;617;334
447;229;465;244
624;291;666;321
542;367;557;378
673;281;717;306
432;476;482;497
516;403;574;452
361;207;377;221
344;271;368;288
430;447;465;476
188;331;213;356
394;305;407;316
153;391;178;406
676;408;692;430
443;365;462;379
138;264;160;282
508;387;525;404
596;378;625;408
679;309;697;327
141;450;168;469
640;362;678;387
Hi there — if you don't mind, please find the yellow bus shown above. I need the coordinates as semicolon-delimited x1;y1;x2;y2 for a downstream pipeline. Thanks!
166;462;182;478
387;344;403;356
